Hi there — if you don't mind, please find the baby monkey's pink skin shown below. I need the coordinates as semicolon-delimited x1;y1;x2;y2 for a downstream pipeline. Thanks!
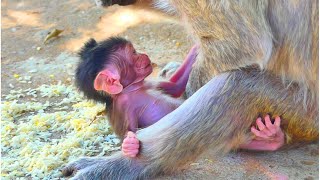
93;41;285;157
94;43;199;156
240;115;285;151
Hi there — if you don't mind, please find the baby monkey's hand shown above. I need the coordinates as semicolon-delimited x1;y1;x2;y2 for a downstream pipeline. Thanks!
122;131;140;158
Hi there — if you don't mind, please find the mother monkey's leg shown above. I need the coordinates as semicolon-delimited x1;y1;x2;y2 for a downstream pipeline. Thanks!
62;69;317;179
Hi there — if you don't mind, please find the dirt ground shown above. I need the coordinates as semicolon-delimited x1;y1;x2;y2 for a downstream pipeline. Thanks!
1;0;319;179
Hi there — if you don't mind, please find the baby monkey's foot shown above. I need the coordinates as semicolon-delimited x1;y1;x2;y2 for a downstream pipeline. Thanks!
240;115;285;151
158;62;181;79
252;115;284;141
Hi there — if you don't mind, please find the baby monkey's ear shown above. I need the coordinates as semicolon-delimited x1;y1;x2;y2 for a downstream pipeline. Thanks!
78;38;98;60
94;69;123;94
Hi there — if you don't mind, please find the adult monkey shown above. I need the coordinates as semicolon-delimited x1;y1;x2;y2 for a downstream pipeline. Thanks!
63;0;318;179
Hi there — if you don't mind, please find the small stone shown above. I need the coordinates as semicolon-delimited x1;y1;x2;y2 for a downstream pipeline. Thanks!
18;51;25;55
190;163;200;166
304;176;314;180
94;0;103;6
34;30;50;40
29;69;38;73
24;76;32;81
300;161;315;165
11;28;17;32
71;8;81;13
310;149;318;156
36;47;42;51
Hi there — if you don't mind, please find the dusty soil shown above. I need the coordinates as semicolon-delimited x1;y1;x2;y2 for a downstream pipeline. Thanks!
1;0;318;179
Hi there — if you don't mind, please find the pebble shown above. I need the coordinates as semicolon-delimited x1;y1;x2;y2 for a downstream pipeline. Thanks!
34;30;50;40
190;163;200;166
29;69;38;73
18;51;25;55
24;76;32;81
71;8;81;13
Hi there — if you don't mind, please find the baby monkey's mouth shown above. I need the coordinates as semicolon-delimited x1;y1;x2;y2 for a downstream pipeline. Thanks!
137;63;151;70
136;56;152;69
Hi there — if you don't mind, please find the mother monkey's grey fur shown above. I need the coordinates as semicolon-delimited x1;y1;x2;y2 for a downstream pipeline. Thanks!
62;0;318;179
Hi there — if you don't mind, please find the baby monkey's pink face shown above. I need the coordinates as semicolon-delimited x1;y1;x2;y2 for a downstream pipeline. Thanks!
94;42;154;94
124;43;153;78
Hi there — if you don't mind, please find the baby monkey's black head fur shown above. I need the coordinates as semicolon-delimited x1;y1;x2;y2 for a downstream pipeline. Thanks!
75;37;129;107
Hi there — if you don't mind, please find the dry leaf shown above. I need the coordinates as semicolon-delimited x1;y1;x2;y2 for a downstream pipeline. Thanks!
43;29;64;44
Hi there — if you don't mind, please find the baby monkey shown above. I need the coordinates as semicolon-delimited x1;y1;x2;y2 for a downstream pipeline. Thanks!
76;37;285;158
